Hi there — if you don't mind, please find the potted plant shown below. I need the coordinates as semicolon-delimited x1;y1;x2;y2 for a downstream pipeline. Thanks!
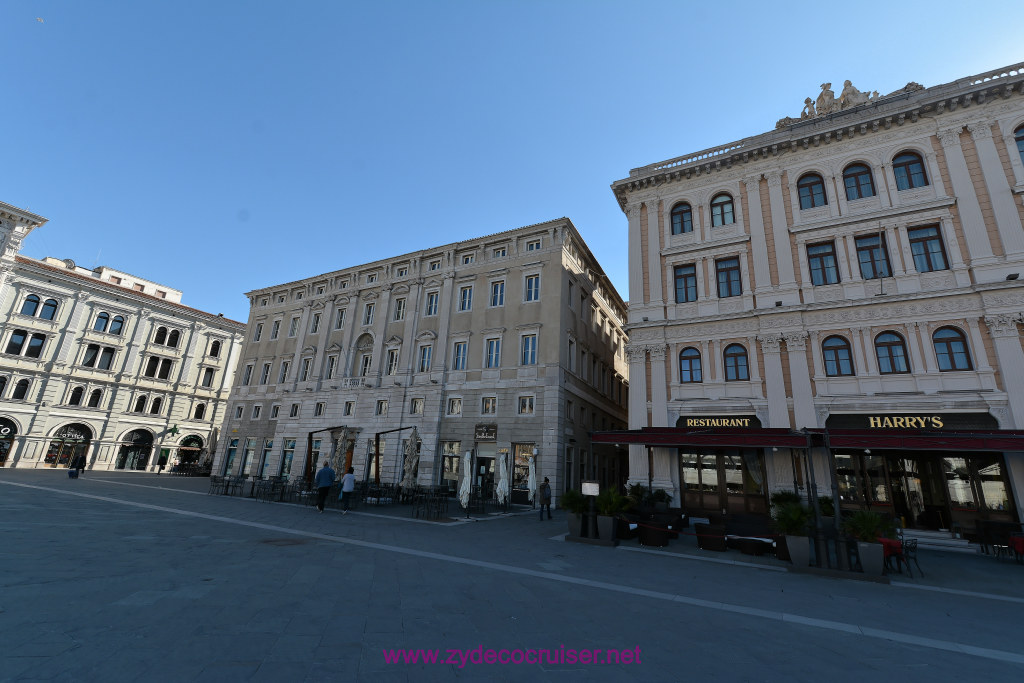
774;502;812;568
817;495;835;518
561;488;587;538
651;488;672;512
595;489;630;542
842;510;894;576
770;490;802;509
626;483;651;512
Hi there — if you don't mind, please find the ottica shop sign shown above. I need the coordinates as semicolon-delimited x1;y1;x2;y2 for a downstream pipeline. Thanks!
867;416;944;429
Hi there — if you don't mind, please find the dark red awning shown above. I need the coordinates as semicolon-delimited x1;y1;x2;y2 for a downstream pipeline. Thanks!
824;429;1024;452
591;427;808;449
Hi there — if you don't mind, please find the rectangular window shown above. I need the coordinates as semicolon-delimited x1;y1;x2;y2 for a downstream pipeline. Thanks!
459;286;472;311
315;402;325;416
134;283;145;292
521;334;537;365
386;349;399;375
482;396;496;414
375;400;388;416
97;348;114;370
716;257;742;298
363;303;374;325
674;264;698;303
110;276;122;285
235;405;243;419
429;260;440;271
278;360;290;383
518;396;535;415
525;275;540;302
300;358;311;381
316;286;324;295
290;403;299;417
260;439;274;477
280;438;296;477
493;247;506;258
359;354;372;376
393;298;406;321
295;291;303;300
486;338;501;368
447;398;462;415
288;317;300;337
453;341;467;370
335;309;346;329
568;281;575;308
425;292;438;316
326;355;337;379
242;438;257;474
462;254;474;264
397;267;408;277
242;364;254;386
344;401;354;416
252;405;262;419
567;399;574;422
253;323;263;342
260;363;271;385
567;339;576;372
271;405;280;418
82;344;99;367
490;281;505;307
310;313;321;334
270;320;280;339
366;273;377;283
411;397;424;414
310;439;322;468
526;239;541;251
908;225;949;273
807;242;840;285
418;345;432;372
855;234;891;280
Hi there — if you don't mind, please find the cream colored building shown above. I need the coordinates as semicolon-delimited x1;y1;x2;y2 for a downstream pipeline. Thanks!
0;200;245;470
600;63;1024;533
214;218;628;502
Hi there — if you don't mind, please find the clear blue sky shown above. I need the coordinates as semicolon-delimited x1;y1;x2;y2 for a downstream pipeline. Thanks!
4;1;1021;321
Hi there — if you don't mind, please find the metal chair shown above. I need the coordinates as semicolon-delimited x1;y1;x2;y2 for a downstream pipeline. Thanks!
901;538;922;577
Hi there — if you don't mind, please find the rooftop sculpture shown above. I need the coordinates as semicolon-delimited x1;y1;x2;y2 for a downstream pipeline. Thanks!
776;80;924;129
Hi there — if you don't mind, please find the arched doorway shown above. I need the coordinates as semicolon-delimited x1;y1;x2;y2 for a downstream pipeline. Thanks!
45;424;93;468
116;429;154;470
0;417;18;466
177;435;204;466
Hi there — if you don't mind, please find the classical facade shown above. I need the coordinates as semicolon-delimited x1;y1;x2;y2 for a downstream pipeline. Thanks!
598;62;1024;533
0;200;246;470
214;218;628;503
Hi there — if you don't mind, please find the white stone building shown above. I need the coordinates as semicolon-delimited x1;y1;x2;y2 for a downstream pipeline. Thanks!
214;218;628;502
0;201;245;470
597;63;1024;533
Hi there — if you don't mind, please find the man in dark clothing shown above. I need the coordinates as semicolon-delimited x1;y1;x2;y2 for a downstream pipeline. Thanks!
314;461;336;513
73;453;86;476
539;477;552;520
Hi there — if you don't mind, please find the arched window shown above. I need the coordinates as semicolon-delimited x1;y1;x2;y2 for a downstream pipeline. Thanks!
723;344;749;381
679;347;703;383
194;404;206;420
40;299;58;320
20;295;40;317
69;387;84;406
158;359;172;380
0;376;7;396
134;396;148;413
209;340;221;358
154;327;167;345
893;151;929;190
822;336;855;376
670;202;693;234
150;397;162;414
94;313;110;332
5;330;27;355
843;163;875;200
710;194;734;227
797;173;828;209
1015;124;1024;165
12;379;30;400
933;327;972;371
875;332;910;374
109;316;125;335
88;389;102;408
167;330;180;348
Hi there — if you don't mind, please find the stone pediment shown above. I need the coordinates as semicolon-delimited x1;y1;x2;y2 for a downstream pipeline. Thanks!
327;343;343;352
415;330;437;341
302;345;317;354
385;335;403;345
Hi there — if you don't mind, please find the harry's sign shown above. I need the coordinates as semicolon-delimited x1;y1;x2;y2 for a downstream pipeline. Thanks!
867;416;944;429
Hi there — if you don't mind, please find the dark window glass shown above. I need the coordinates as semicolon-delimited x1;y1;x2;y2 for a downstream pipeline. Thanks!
134;396;147;412
98;347;114;370
855;234;891;279
797;173;828;209
154;327;167;345
109;316;125;335
807;242;840;285
0;376;6;396
40;299;58;320
94;313;110;332
679;347;702;383
69;387;84;406
167;330;180;348
710;194;734;227
20;295;40;317
893;152;929;190
716;258;742;298
822;336;855;376
195;404;206;420
843;163;876;200
933;327;972;371
724;344;748;381
150;398;162;414
158;359;172;380
210;340;221;357
202;368;215;387
5;330;27;355
144;357;159;377
1016;125;1024;166
674;264;697;303
25;334;45;359
875;332;910;374
88;389;102;408
12;379;29;400
82;344;99;367
671;203;693;234
908;226;948;272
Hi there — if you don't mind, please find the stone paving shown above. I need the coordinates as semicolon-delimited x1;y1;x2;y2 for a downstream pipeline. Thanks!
2;469;1024;682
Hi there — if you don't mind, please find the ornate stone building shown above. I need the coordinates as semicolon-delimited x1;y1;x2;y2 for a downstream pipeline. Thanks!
597;63;1024;533
214;218;628;502
0;200;246;470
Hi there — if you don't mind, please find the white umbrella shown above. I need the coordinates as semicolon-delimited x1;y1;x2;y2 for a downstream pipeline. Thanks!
495;452;509;504
527;456;537;503
399;427;419;489
458;451;472;508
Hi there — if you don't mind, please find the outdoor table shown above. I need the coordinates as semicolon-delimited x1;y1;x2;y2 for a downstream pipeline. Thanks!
879;537;902;558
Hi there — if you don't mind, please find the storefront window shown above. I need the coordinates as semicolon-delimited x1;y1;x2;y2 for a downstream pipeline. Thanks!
943;457;976;511
976;456;1011;512
681;453;701;492
835;453;863;504
864;456;889;504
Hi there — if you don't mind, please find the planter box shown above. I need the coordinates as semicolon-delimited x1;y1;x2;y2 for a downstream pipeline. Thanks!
596;515;616;542
567;513;584;538
857;541;885;576
786;535;811;568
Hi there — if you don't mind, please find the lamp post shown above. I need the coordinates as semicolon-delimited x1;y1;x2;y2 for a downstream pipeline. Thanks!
801;428;827;568
823;428;847;570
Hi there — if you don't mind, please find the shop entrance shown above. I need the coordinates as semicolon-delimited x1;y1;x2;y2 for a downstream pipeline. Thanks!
116;430;154;470
474;442;496;499
45;424;92;467
0;417;17;466
679;449;768;515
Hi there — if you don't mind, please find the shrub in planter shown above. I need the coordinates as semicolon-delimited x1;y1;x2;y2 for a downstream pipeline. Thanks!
626;483;652;511
770;490;802;510
561;488;587;537
651;488;672;512
817;495;835;518
842;509;894;575
595;490;630;541
774;502;812;568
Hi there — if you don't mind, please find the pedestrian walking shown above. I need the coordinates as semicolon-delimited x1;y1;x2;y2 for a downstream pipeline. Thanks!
314;460;336;513
73;453;86;476
339;467;356;513
539;477;552;520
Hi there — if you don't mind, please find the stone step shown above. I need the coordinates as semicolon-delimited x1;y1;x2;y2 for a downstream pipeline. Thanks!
901;530;977;553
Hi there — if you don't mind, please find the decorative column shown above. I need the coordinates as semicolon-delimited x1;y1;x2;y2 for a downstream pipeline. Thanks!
968;123;1024;257
743;176;772;295
784;332;817;429
648;344;668;426
645;199;664;310
986;316;1024;428
757;334;789;428
936;128;995;264
54;291;92;366
765;171;799;300
626;203;645;319
625;344;649;486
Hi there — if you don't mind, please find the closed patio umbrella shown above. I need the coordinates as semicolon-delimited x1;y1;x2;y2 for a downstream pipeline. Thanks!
495;452;509;504
527;456;537;504
400;427;419;489
458;451;472;509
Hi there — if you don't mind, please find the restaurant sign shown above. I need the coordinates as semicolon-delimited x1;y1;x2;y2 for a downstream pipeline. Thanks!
677;415;760;429
867;415;944;429
475;424;498;441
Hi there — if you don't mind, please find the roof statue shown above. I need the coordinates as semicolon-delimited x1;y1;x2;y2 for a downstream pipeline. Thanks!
775;78;924;129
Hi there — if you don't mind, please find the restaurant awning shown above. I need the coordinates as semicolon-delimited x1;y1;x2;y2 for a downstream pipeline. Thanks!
591;427;808;449
824;429;1024;452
